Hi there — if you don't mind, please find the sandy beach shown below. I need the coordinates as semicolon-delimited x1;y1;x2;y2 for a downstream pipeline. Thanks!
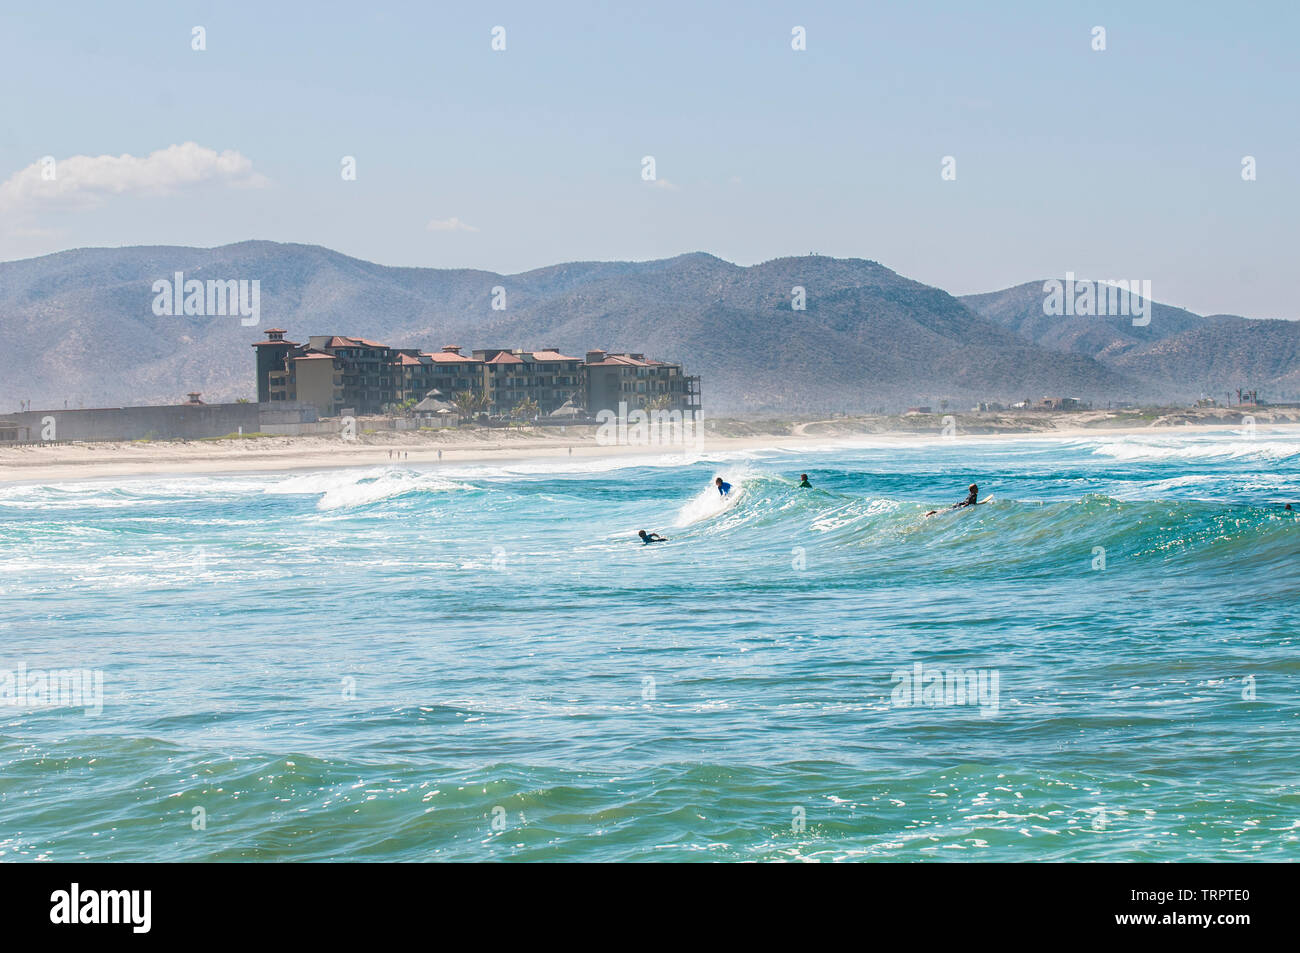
2;409;1294;485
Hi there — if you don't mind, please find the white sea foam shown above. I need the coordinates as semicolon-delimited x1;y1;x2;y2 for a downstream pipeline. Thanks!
440;453;704;480
673;471;748;527
433;446;803;481
1091;439;1300;463
0;474;277;508
264;468;474;510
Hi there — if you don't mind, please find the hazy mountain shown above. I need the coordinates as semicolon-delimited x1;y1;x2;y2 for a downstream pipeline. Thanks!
471;253;1138;411
0;242;1279;414
962;281;1300;402
1109;317;1300;401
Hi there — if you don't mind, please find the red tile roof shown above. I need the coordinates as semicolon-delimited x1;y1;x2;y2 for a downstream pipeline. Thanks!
324;335;389;349
486;352;524;364
528;350;581;362
588;354;659;367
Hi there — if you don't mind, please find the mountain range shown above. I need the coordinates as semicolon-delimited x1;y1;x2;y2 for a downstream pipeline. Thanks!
1;241;1295;414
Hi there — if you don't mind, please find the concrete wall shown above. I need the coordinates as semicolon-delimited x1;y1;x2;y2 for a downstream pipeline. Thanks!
5;401;318;442
258;404;321;427
260;421;338;436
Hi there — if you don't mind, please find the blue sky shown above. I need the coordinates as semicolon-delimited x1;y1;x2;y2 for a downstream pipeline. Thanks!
1;0;1296;317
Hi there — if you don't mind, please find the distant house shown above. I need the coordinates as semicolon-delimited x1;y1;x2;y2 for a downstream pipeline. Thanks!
1038;396;1091;411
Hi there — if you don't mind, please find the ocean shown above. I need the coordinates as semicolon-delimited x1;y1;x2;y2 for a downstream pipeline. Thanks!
1;428;1297;861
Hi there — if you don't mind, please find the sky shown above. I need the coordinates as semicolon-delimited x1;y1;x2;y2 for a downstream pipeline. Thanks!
1;0;1296;317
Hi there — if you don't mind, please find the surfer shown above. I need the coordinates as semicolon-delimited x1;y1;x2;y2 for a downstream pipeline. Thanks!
798;474;812;488
715;477;732;497
925;483;980;517
638;530;668;544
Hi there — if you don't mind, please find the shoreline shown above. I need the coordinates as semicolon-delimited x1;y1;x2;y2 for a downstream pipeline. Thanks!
2;412;1294;485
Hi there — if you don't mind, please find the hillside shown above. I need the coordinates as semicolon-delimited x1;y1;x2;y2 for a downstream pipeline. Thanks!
961;281;1300;402
1;243;1284;413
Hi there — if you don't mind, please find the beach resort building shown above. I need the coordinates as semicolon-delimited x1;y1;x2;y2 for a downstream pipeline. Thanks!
253;330;700;420
472;348;585;415
584;350;701;416
393;346;486;409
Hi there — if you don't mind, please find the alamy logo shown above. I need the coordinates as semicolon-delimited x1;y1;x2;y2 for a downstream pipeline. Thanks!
890;662;1000;717
1042;272;1152;326
0;663;103;715
152;272;261;326
50;883;151;933
595;402;703;449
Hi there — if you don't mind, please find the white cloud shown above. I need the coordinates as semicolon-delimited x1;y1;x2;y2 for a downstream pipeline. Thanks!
426;217;479;232
0;142;267;217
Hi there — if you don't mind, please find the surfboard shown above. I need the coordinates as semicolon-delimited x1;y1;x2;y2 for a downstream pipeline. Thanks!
925;496;994;517
674;482;744;527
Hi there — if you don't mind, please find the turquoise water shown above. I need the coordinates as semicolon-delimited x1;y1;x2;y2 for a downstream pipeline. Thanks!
1;429;1297;861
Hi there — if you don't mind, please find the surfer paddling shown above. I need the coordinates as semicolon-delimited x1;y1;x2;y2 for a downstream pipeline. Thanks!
638;530;668;544
715;477;732;497
926;483;980;517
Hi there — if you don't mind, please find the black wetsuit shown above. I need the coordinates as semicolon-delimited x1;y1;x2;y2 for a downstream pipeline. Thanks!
952;490;978;509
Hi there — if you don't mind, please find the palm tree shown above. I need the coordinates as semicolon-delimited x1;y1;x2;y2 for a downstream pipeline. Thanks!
452;390;487;419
